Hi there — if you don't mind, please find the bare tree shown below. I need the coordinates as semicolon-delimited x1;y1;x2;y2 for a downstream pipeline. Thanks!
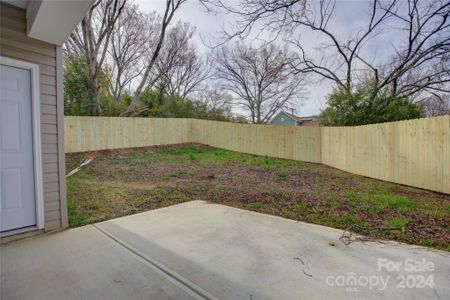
108;3;158;102
121;0;188;116
376;1;449;98
206;0;449;103
156;22;211;99
193;85;234;111
65;0;126;115
419;93;450;117
214;43;306;124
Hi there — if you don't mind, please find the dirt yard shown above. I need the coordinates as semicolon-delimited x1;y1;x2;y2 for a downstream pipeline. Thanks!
66;143;449;251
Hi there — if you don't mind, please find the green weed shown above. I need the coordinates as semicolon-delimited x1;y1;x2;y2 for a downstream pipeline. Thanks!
343;213;354;224
250;202;262;209
388;216;409;230
278;171;288;180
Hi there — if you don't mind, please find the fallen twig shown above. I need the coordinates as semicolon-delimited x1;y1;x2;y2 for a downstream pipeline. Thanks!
293;256;313;278
339;224;405;246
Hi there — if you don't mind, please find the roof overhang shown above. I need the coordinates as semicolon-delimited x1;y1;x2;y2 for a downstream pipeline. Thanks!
5;0;94;45
279;111;298;122
27;0;94;45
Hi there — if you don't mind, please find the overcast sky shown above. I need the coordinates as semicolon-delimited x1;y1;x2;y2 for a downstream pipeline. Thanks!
134;0;393;117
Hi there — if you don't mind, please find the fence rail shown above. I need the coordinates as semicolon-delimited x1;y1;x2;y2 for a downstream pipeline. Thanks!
65;115;449;194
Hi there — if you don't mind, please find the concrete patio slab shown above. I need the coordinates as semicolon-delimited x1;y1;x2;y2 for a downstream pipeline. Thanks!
0;225;204;300
1;200;449;300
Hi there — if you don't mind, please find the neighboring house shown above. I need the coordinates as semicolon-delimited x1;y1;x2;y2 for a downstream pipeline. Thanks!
270;111;320;126
0;0;94;236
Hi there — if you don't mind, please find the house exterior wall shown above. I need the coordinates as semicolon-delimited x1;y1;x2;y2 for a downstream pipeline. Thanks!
0;3;67;231
302;121;321;126
270;112;297;126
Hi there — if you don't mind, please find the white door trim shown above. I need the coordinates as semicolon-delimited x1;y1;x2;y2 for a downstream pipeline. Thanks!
0;56;44;230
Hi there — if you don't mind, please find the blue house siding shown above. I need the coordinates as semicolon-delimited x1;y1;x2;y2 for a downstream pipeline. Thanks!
270;112;297;126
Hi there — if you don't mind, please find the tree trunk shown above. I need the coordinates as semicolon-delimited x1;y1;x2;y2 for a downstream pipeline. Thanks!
89;77;102;116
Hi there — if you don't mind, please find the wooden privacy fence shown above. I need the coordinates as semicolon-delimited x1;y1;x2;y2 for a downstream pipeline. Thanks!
64;117;192;151
64;117;322;162
321;116;449;195
65;115;449;194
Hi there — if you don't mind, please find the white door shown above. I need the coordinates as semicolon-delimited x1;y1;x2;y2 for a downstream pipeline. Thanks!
0;64;37;232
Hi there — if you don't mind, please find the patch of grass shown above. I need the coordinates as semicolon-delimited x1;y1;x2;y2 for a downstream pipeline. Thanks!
69;213;89;224
111;154;130;165
157;146;208;155
388;216;409;230
347;190;415;214
277;171;288;180
66;177;192;227
343;213;355;224
298;203;307;212
378;194;413;210
330;199;339;207
155;145;302;171
421;238;436;247
250;202;262;209
165;171;194;179
67;197;89;225
293;203;308;217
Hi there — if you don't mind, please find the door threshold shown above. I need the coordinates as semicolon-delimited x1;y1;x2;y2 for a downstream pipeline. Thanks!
0;227;43;244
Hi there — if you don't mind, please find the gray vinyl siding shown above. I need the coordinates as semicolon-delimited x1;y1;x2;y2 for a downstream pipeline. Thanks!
270;112;297;126
0;3;67;231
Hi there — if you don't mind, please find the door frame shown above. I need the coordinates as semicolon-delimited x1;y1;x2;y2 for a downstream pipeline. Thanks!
0;56;44;230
